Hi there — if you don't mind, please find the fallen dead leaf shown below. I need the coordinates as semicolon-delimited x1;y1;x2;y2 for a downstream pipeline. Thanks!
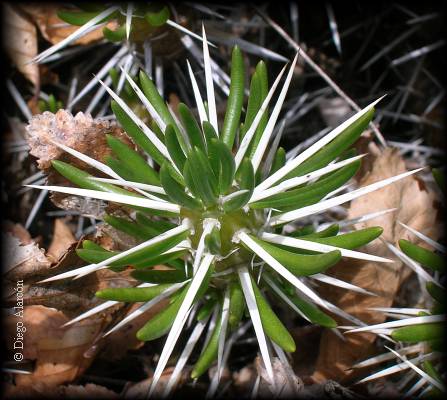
101;299;169;361
18;4;116;46
5;305;105;386
312;146;442;383
2;231;51;280
47;219;76;263
2;4;39;88
3;221;33;244
4;245;136;317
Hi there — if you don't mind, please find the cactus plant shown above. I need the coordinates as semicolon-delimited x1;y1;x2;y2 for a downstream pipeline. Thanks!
28;29;424;396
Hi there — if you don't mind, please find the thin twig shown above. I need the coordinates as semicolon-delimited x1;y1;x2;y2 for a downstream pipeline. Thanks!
255;7;388;149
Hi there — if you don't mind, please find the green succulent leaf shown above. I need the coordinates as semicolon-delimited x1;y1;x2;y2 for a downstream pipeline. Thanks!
269;147;286;177
196;297;218;321
184;148;218;207
251;159;360;210
202;121;219;145
139;71;188;152
423;360;444;388
77;231;188;268
137;286;188;341
249;235;341;276
221;46;245;149
205;226;222;255
51;160;134;196
248;61;269;159
76;248;118;264
191;307;222;379
391;323;443;343
105;155;135;181
104;214;155;241
282;107;374;180
144;4;170;27
208;138;236;195
228;281;245;330
268;275;337;328
111;100;166;166
426;282;445;305
250;277;296;352
297;224;340;238
241;70;261;141
135;250;186;270
304;227;383;250
160;162;202;209
137;265;213;341
290;225;316;237
103;24;126;42
96;284;173;302
165;124;187;172
106;134;160;185
288;294;337;328
82;229;189;268
57;10;109;26
135;212;176;235
178;103;206;153
399;239;446;272
223;158;254;212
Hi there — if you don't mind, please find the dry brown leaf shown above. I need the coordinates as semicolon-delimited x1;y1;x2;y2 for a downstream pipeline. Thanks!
2;232;51;280
18;4;115;46
47;219;76;263
2;4;39;88
2;223;134;315
312;146;442;383
5;305;105;386
101;299;169;361
7;251;136;317
3;221;33;244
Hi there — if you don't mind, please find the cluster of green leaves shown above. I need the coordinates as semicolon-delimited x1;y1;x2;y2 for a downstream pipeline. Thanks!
38;94;63;113
49;45;386;380
58;3;170;43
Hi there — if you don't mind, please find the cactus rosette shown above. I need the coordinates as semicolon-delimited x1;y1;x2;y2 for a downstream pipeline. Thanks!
28;28;424;396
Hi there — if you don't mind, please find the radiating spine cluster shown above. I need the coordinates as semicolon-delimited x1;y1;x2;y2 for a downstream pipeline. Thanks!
27;27;426;396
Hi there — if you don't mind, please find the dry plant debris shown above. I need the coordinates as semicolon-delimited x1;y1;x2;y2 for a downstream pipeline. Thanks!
2;4;39;88
18;4;115;46
312;146;442;383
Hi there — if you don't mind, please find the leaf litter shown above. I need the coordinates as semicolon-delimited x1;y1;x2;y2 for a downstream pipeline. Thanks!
312;144;442;384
